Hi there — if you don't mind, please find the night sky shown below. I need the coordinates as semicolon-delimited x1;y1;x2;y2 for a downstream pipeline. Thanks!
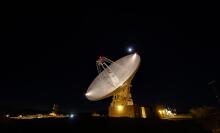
0;7;219;113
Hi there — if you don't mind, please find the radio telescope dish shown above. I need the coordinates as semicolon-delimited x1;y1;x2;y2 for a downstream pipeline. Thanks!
85;53;140;101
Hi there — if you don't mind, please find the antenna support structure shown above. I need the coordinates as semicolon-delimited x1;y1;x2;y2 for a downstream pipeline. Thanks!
96;56;135;117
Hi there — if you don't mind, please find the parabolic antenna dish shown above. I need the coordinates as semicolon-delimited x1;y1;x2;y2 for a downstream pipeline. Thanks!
86;53;140;101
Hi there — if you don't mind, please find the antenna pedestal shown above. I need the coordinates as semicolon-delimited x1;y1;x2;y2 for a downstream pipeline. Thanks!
108;81;135;117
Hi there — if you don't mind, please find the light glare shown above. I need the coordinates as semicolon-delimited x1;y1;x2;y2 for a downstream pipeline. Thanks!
127;47;133;53
117;105;123;112
70;114;74;118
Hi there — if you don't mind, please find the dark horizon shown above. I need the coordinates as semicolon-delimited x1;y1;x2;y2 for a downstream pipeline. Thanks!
1;8;219;113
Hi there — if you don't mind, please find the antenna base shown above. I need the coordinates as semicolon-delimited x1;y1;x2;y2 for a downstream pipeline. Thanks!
108;81;135;117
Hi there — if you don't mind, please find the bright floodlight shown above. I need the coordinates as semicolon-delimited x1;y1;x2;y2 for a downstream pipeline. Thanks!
127;47;133;53
117;105;124;112
70;114;74;118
